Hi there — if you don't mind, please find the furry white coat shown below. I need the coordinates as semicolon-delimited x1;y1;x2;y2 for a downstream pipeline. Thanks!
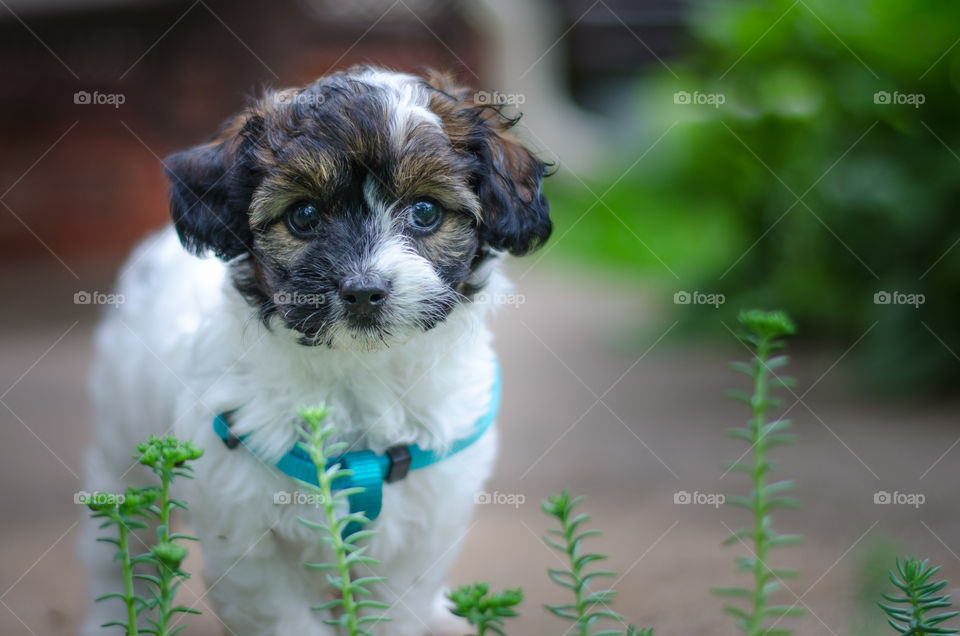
80;228;503;635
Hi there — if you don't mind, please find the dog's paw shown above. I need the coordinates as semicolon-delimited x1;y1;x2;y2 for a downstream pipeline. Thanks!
428;589;471;636
429;611;471;636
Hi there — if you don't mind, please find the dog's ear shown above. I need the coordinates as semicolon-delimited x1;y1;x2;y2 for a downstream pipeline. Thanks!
163;113;264;260
422;70;551;256
472;120;551;255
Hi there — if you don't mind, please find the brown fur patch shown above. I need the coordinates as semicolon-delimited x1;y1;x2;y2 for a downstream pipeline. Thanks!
413;211;477;281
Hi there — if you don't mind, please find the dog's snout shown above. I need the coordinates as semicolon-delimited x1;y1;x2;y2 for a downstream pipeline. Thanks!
339;275;389;314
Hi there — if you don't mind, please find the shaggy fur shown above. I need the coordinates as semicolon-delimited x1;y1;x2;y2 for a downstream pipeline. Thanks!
80;66;550;635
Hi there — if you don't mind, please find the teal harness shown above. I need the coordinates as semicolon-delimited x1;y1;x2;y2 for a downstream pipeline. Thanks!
213;364;500;534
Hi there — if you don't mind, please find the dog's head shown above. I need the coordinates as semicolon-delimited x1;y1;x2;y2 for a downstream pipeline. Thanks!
164;66;550;349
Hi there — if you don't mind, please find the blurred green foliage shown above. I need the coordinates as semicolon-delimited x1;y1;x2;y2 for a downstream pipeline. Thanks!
852;538;904;636
545;0;960;394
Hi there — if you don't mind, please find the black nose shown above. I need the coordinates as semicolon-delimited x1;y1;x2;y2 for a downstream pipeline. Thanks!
339;275;389;315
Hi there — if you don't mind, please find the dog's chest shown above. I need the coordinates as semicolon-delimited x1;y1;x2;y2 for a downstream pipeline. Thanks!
186;361;499;565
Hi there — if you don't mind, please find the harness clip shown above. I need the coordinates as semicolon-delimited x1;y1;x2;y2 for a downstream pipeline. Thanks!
385;445;412;483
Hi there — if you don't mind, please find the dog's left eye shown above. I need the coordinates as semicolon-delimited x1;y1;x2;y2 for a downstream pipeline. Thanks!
287;202;321;235
406;200;442;232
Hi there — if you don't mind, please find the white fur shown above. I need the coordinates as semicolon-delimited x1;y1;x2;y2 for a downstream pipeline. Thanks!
356;69;443;147
81;227;507;635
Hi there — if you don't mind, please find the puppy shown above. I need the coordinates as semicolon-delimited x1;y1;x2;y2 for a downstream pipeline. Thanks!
80;66;550;635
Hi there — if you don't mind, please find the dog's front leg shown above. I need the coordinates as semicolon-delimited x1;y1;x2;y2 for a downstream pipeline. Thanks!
192;522;342;636
366;452;495;636
366;514;474;636
184;469;342;636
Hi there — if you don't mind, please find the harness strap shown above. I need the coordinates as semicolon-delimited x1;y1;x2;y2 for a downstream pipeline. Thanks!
212;362;501;536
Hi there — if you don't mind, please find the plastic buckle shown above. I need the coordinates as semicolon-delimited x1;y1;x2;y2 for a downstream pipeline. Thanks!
385;445;412;483
214;413;243;450
224;429;242;450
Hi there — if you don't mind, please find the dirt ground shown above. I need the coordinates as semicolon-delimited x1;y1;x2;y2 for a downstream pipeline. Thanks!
1;263;958;635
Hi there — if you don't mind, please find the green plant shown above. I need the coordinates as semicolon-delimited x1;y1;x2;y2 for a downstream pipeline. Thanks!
448;582;523;635
87;488;158;635
852;538;906;636
85;436;203;635
715;310;804;635
444;488;652;636
296;405;390;636
135;436;204;635
86;309;958;636
878;557;958;635
546;0;960;395
542;489;647;636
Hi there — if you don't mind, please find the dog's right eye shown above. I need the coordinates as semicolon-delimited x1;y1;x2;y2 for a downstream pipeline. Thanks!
287;203;321;236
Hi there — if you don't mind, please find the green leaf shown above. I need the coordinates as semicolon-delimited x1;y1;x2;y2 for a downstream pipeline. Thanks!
765;496;801;510
769;376;797;389
768;534;804;548
723;604;750;620
729;361;754;376
546;605;580;620
722;527;754;546
583;590;618;604
769;568;800;579
312;599;343;611
722;459;757;475
760;419;793;436
726;389;753;405
725;495;755;510
762;605;805;618
713;586;753;598
355;600;391;610
582;569;619;584
763;434;798;448
764;355;790;370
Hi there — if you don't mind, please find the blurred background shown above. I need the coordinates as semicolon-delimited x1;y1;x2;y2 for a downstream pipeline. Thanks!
1;0;958;634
